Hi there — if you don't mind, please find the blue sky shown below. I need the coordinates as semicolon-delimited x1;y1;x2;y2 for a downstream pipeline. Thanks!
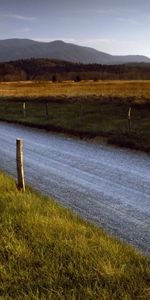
0;0;150;56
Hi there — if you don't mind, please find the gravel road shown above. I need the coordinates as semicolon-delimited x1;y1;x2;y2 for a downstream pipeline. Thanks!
0;121;150;254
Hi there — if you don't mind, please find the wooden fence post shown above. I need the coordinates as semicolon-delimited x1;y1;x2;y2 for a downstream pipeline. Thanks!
128;107;132;132
16;139;25;192
23;102;26;118
79;99;83;124
45;103;49;119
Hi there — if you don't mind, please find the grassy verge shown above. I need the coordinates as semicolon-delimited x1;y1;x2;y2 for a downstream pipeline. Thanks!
0;96;150;152
0;172;150;299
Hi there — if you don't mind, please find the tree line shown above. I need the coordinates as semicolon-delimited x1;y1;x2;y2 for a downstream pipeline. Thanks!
0;58;150;81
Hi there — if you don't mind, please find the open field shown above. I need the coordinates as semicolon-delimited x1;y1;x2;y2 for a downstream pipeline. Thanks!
0;96;150;152
0;80;149;152
0;80;150;100
0;171;150;299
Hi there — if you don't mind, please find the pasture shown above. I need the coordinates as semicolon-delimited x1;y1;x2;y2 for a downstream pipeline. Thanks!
0;80;150;101
0;80;150;152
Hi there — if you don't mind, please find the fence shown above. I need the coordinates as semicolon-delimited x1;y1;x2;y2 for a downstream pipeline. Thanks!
0;97;149;152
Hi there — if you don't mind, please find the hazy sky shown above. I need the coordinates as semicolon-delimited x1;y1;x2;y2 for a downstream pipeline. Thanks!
0;0;150;56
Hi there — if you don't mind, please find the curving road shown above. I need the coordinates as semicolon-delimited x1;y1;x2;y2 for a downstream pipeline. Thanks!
0;121;150;254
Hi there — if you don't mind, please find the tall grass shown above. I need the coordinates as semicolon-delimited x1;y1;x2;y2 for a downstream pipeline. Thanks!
0;172;150;299
0;80;150;99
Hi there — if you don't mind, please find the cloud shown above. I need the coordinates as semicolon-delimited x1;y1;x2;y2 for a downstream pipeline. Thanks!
11;27;32;34
116;17;138;25
143;14;150;20
80;38;115;44
0;13;37;21
33;37;116;49
72;8;117;16
35;37;76;43
72;7;131;17
22;27;32;32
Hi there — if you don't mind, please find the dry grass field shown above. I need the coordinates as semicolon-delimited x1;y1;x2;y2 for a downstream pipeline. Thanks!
0;80;150;101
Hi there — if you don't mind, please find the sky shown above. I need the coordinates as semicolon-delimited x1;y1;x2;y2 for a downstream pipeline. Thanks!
0;0;150;56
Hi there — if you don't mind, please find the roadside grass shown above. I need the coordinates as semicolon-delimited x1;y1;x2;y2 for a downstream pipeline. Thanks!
0;97;150;152
0;80;150;99
0;172;150;299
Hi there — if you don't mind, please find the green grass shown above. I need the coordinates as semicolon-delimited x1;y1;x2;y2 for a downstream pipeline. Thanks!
0;96;150;152
0;172;150;299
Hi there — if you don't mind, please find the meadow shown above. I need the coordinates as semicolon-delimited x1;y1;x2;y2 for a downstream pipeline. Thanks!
0;80;150;152
0;172;150;299
0;80;150;100
0;95;150;152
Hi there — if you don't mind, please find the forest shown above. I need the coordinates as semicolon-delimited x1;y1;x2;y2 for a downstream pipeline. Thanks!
0;58;150;81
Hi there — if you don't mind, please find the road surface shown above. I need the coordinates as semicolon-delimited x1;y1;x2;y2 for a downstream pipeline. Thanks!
0;121;150;254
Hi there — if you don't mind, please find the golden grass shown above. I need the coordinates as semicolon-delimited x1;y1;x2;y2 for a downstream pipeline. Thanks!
0;80;150;100
0;172;150;299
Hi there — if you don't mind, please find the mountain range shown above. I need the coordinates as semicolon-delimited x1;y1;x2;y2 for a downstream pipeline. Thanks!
0;39;150;64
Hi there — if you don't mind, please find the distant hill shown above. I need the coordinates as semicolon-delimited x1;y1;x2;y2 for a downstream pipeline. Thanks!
0;39;150;64
0;58;150;81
